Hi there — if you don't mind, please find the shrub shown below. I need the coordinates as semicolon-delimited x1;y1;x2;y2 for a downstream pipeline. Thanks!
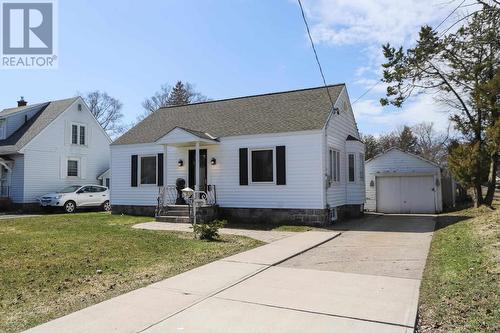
192;219;226;240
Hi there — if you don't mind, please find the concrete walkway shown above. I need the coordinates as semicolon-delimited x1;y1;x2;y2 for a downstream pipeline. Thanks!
25;231;340;333
26;215;434;333
133;221;296;243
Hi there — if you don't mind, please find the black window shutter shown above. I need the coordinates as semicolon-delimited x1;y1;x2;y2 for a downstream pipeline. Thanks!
157;153;164;186
131;155;138;187
276;146;286;185
239;148;248;185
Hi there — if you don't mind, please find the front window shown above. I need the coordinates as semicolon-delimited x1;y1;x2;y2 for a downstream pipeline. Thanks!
251;149;274;182
140;156;157;185
59;185;81;193
67;160;78;177
348;154;355;182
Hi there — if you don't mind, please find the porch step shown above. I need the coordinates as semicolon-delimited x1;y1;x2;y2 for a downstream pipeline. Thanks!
165;210;189;217
156;215;191;223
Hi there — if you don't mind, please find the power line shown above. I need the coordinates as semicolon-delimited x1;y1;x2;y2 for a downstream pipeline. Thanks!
297;0;335;109
435;0;467;31
352;81;382;104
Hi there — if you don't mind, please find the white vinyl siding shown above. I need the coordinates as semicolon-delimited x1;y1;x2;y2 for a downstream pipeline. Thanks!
110;131;324;209
19;98;110;203
324;88;365;208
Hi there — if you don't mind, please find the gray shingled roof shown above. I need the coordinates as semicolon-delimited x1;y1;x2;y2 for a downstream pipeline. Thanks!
0;97;79;154
113;84;344;145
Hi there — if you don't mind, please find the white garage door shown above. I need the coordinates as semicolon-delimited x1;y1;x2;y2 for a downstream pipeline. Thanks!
376;176;436;214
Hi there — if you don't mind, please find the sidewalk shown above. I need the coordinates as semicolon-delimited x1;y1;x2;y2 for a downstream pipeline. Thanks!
133;221;296;243
25;231;339;333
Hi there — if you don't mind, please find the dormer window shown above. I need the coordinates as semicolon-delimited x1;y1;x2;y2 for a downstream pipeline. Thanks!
0;119;5;140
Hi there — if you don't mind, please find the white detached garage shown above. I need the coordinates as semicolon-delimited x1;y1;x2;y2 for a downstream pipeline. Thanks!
365;148;443;214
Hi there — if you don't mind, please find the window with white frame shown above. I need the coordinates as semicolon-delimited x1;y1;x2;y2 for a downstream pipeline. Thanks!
140;155;157;185
348;153;355;182
71;125;78;144
250;148;274;183
67;159;79;177
359;153;365;180
71;123;86;145
79;126;86;145
328;148;340;183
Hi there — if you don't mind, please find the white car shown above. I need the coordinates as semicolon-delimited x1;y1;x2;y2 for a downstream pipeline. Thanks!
39;185;111;213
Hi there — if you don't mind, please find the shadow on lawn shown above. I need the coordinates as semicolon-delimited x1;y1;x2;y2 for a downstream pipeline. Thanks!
434;215;472;231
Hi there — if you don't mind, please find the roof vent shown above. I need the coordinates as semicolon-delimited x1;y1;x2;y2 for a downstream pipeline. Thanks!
17;96;27;107
77;103;82;111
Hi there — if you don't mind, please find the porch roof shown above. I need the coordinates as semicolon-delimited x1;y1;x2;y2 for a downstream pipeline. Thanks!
155;127;219;146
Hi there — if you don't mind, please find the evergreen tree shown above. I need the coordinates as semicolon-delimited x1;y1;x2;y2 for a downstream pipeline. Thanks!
380;3;499;206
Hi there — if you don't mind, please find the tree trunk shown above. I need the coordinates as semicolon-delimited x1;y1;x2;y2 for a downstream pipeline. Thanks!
484;152;498;206
473;182;484;208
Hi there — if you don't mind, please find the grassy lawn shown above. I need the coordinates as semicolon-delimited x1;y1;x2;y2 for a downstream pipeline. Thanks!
417;202;500;332
0;213;262;332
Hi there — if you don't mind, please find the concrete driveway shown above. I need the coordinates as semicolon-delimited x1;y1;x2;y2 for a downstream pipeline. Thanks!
27;215;435;333
282;214;436;279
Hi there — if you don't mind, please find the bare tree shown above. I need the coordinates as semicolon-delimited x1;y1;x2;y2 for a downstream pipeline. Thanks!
413;122;450;166
82;91;125;138
139;81;208;120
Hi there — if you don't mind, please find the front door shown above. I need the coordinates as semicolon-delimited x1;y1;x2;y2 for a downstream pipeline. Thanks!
188;149;207;190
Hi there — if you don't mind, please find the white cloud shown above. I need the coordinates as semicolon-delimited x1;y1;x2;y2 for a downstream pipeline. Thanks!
353;94;452;135
302;0;463;46
297;0;472;134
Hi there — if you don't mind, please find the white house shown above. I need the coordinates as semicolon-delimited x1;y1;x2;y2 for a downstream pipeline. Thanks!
110;84;365;225
365;148;443;214
0;97;111;210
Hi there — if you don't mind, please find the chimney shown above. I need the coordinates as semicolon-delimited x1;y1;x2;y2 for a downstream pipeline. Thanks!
17;96;27;107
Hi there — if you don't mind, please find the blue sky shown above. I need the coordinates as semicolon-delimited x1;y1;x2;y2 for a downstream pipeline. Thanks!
1;0;462;136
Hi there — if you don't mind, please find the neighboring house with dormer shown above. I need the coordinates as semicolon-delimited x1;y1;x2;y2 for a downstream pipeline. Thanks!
110;84;365;225
0;97;111;209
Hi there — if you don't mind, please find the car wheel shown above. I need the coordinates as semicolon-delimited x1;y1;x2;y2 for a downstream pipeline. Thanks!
64;201;76;213
102;200;111;212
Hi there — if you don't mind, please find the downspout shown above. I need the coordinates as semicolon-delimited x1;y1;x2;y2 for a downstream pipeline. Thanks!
322;106;338;211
